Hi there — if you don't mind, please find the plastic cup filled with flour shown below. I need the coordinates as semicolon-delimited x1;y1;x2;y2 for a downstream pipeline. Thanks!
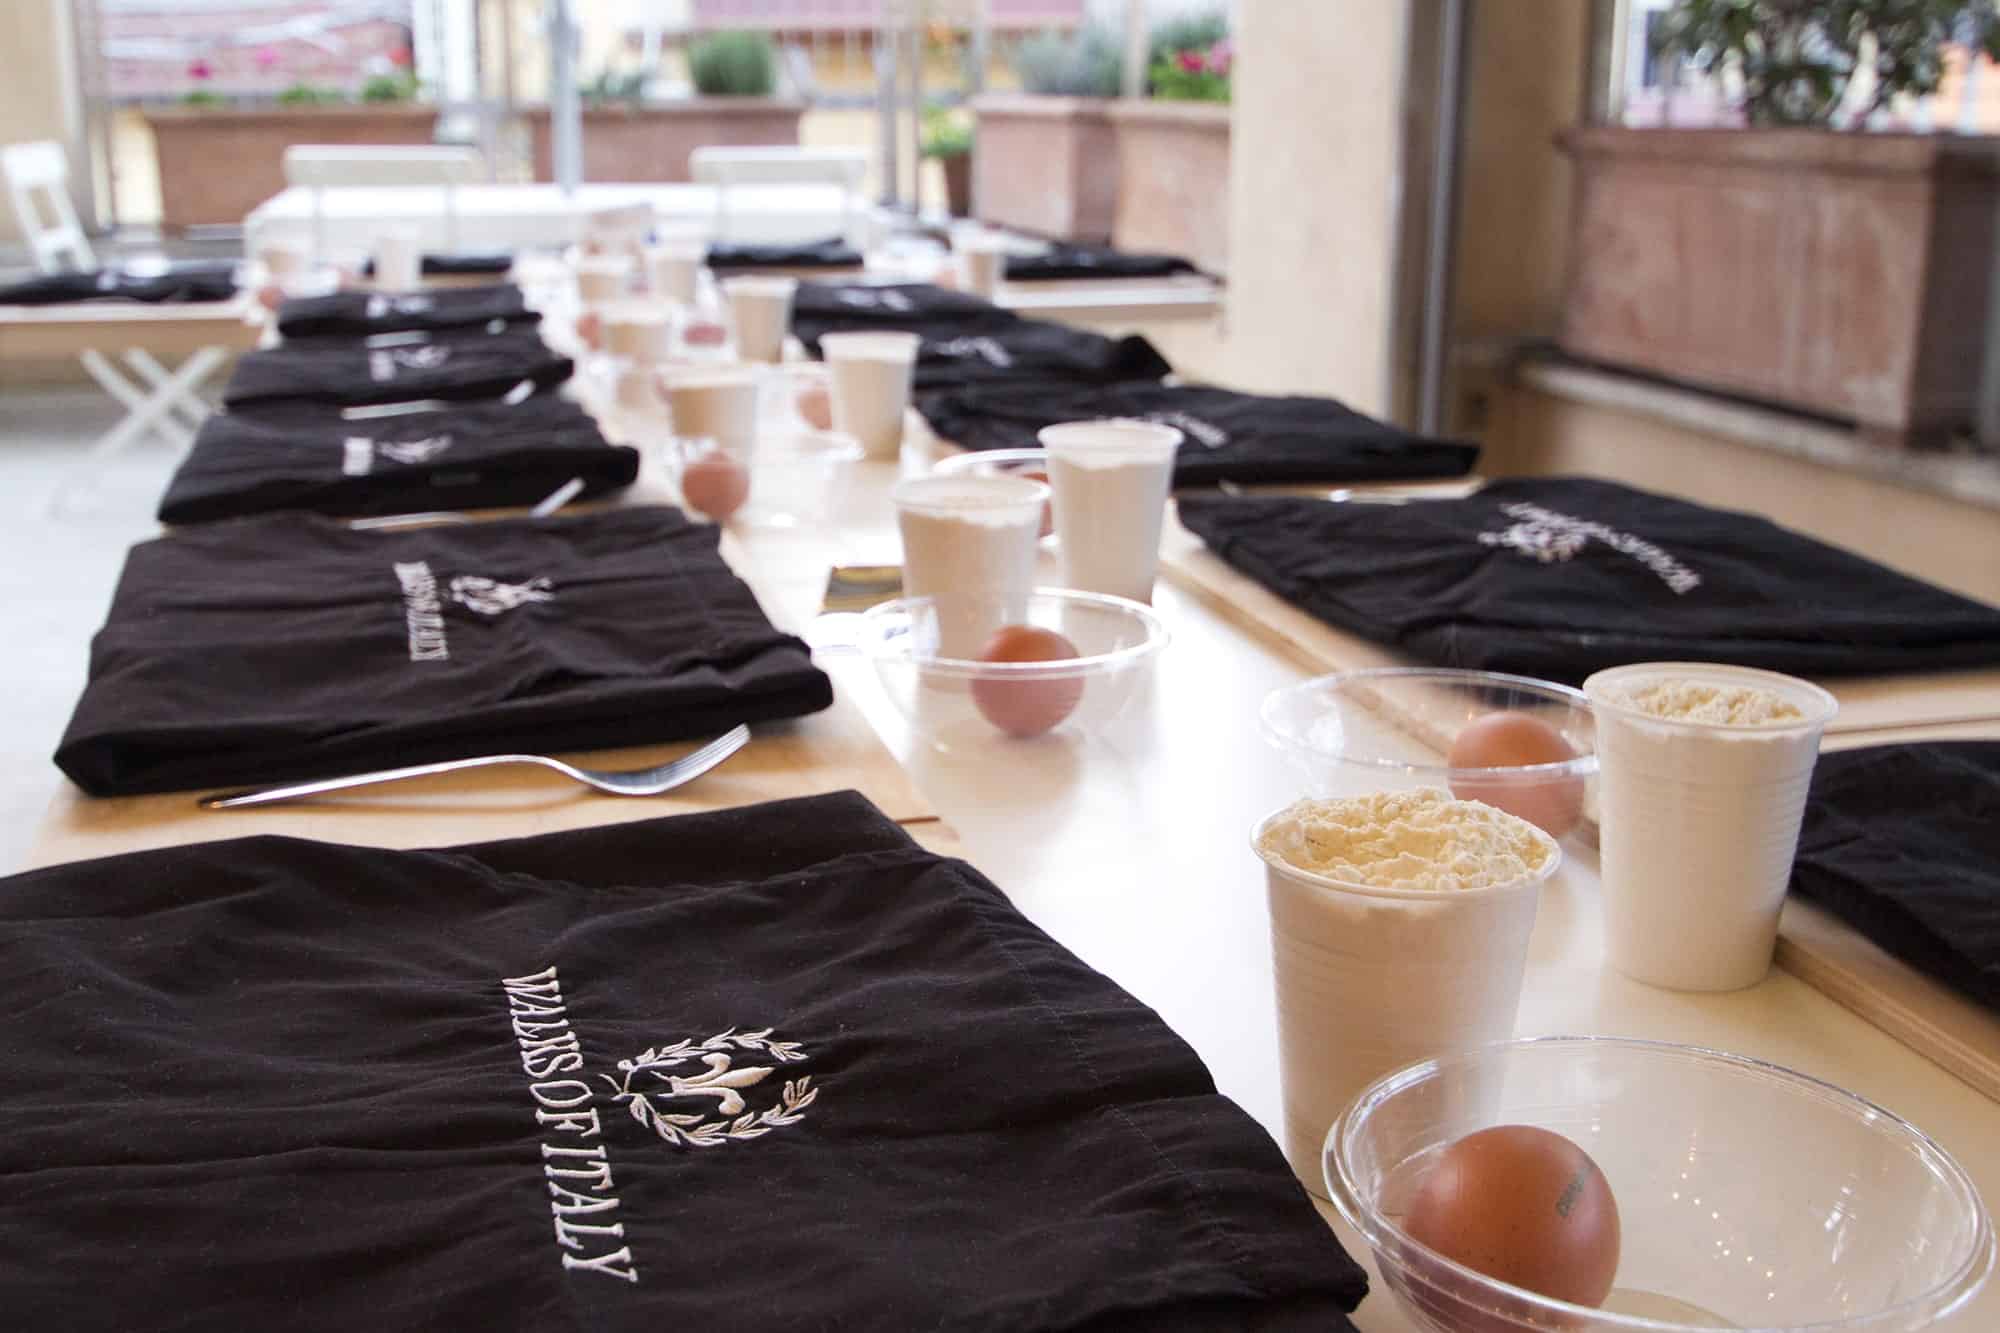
601;305;669;365
645;241;704;307
658;364;761;455
574;255;633;306
890;474;1049;661
1583;662;1838;993
1251;789;1561;1193
721;275;796;364
371;226;423;293
956;230;1008;298
821;331;920;460
1039;419;1182;603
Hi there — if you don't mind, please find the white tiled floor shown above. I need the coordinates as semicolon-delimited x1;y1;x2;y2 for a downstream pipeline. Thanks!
0;388;186;872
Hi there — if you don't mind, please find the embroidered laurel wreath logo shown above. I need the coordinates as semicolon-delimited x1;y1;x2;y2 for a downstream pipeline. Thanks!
601;1029;818;1149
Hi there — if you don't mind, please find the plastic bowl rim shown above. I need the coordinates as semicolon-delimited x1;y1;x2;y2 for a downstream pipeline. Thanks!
856;587;1169;679
1261;666;1601;781
1324;1033;1997;1333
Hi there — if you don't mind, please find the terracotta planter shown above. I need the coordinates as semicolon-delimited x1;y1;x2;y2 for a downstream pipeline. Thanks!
1559;127;2000;440
937;151;972;218
144;104;441;231
525;100;804;183
970;94;1117;241
1107;99;1231;275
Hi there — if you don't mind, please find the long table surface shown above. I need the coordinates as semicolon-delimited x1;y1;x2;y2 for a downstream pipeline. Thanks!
19;341;2000;1331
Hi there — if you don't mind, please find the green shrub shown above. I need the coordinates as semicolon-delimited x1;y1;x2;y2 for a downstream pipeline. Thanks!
360;72;420;103
1011;26;1122;96
1148;9;1229;71
582;68;650;105
276;82;343;106
920;106;973;159
180;89;225;108
689;31;778;96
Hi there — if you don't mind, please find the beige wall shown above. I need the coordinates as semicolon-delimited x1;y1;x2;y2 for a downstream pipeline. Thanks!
1224;0;1411;416
0;0;82;249
1451;1;1590;340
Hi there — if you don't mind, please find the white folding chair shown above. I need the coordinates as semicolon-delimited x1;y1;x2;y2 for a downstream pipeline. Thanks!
3;140;257;512
282;144;484;264
2;140;96;273
689;146;867;246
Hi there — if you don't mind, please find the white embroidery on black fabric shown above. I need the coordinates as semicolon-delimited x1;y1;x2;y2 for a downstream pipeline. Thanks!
448;574;554;614
1476;501;1703;595
377;434;454;465
1138;410;1227;448
602;1029;818;1149
394;560;450;661
393;344;451;370
343;437;375;477
929;335;1012;368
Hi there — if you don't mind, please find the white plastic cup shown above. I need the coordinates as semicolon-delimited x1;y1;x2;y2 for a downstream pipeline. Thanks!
821;330;920;461
259;242;310;286
890;474;1049;661
645;241;704;307
1583;663;1838;992
722;275;796;364
575;256;633;305
1251;804;1558;1193
658;364;760;454
1039;420;1182;603
371;226;422;293
956;230;1008;298
602;306;669;365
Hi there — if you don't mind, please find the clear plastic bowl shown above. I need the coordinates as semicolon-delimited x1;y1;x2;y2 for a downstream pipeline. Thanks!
932;448;1056;542
853;588;1166;751
1326;1036;1995;1332
741;429;863;529
1262;668;1598;840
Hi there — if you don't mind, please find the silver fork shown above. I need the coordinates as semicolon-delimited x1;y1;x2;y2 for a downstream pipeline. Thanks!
198;725;752;810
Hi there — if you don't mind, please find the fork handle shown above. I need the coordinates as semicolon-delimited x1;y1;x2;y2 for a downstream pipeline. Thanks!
199;754;544;809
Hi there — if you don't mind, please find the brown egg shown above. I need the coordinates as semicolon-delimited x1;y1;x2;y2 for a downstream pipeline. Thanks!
679;451;750;522
1447;710;1587;838
1404;1125;1621;1311
256;283;285;312
970;626;1085;738
684;320;728;348
796;382;834;430
575;308;603;351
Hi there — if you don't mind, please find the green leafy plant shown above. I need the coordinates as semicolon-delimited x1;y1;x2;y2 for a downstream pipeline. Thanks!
1010;26;1122;96
1653;0;2000;126
360;71;420;103
1150;39;1232;102
582;67;650;105
180;89;225;107
688;30;777;97
1148;10;1229;76
920;106;974;159
275;82;343;106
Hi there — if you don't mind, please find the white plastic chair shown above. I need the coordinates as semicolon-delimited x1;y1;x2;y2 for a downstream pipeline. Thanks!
3;140;96;273
689;146;867;245
282;144;485;261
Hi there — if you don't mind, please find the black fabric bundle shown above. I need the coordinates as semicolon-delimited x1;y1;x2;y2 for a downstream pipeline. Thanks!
1177;477;2000;683
0;790;1367;1331
56;507;831;796
276;283;537;339
360;251;516;277
902;322;1171;390
0;260;239;305
223;326;573;408
919;380;1479;486
706;237;865;271
1792;742;2000;1011
791;280;1016;348
157;395;638;524
1006;243;1204;282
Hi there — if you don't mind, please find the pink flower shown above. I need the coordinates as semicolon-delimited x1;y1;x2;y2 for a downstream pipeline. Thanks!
1176;49;1204;73
253;46;279;70
1206;39;1233;77
389;46;413;69
187;58;214;81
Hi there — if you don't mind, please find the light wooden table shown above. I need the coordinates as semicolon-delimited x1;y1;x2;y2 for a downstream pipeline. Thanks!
23;297;2000;1331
